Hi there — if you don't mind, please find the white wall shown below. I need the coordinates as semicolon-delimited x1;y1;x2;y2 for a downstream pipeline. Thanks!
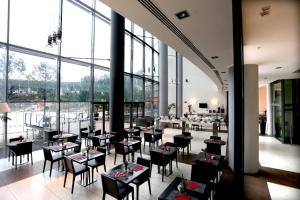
182;58;227;114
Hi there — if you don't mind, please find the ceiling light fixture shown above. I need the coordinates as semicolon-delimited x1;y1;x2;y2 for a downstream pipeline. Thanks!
211;56;219;59
221;71;226;74
175;10;190;20
275;66;282;69
260;5;271;16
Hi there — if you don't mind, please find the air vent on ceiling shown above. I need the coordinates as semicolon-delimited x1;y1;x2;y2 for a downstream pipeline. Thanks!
293;69;300;73
137;0;223;85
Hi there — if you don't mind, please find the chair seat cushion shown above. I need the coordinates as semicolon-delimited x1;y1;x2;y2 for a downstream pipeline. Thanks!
52;153;63;161
73;163;89;174
87;160;104;168
117;181;133;196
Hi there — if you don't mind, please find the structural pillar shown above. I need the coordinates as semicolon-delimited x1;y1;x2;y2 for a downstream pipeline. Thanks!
159;41;168;116
109;11;124;138
176;53;183;118
228;65;259;174
266;83;272;135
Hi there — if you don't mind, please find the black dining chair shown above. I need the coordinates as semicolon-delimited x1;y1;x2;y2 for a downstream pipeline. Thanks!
173;136;190;155
131;136;142;159
42;147;63;177
67;135;78;143
94;129;102;136
165;142;178;168
183;131;192;150
143;132;156;149
63;156;90;194
150;150;169;181
101;173;134;200
9;141;33;169
206;143;221;155
8;137;22;162
132;157;152;200
80;127;88;146
114;142;133;164
46;130;60;146
87;147;106;181
154;129;163;146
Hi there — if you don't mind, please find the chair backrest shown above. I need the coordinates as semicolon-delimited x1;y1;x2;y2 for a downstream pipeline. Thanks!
183;132;191;136
17;142;32;155
47;130;59;141
191;163;217;183
155;128;162;133
131;138;141;151
154;133;162;140
92;137;101;148
43;147;53;161
144;132;153;142
210;136;221;140
137;157;151;168
165;142;177;148
95;129;102;136
80;127;88;133
101;174;120;198
74;139;82;153
115;142;126;154
173;137;189;148
95;147;106;164
206;143;221;155
133;129;141;137
64;156;75;174
150;150;166;166
67;135;78;143
133;126;141;131
9;137;21;142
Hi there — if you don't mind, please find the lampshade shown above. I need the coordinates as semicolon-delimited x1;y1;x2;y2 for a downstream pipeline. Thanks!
0;103;10;113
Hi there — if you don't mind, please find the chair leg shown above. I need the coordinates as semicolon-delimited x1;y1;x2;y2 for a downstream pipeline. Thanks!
102;192;106;200
91;168;94;182
104;164;106;172
49;162;53;177
15;156;17;169
43;160;46;173
114;153;117;164
8;151;10;162
71;176;75;193
132;190;134;200
162;166;165;181
136;185;139;200
148;179;152;194
31;153;33;165
63;172;67;187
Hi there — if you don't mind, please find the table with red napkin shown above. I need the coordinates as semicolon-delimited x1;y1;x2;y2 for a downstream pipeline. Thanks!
175;194;190;200
71;154;86;161
186;181;200;190
89;149;97;154
132;165;143;171
114;171;126;178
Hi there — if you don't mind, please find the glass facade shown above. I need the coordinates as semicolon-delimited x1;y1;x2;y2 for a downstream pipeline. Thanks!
0;0;159;150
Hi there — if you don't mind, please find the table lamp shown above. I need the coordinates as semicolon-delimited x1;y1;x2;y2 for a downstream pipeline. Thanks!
0;102;11;121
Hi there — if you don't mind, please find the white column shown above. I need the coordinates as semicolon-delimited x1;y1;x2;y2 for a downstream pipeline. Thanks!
176;53;183;118
266;83;272;135
244;64;259;173
159;41;168;116
228;66;235;170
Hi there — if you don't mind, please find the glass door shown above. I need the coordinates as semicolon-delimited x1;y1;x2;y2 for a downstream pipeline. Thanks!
271;81;283;141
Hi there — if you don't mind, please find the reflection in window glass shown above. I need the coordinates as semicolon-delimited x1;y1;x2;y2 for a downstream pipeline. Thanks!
133;40;143;75
145;81;152;116
60;62;90;102
0;47;6;101
125;34;131;73
94;68;109;102
124;75;132;102
145;47;152;78
133;24;143;40
9;0;58;54
145;31;152;46
154;52;159;81
0;0;7;42
133;78;143;102
153;82;159;117
7;51;57;102
62;0;92;60
60;102;89;134
96;1;111;19
95;15;111;67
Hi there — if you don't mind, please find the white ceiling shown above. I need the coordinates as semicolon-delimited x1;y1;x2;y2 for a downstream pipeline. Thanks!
99;0;299;89
243;0;300;86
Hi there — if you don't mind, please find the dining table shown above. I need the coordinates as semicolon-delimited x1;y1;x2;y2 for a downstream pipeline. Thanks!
93;133;115;154
104;162;149;185
7;139;34;167
203;138;226;146
68;149;104;186
158;177;210;200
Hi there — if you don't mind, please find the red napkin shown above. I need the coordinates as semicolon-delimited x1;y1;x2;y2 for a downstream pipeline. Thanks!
89;150;97;154
115;171;126;178
50;145;61;151
132;165;143;171
72;154;85;160
186;181;200;190
176;194;190;200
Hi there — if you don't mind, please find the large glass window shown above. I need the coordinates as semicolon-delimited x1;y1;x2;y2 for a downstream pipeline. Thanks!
145;80;152;116
145;31;152;47
7;51;57;102
153;82;159;117
0;46;6;101
133;24;144;40
168;47;176;115
94;68;109;102
60;61;90;102
145;47;152;78
95;15;111;67
0;0;8;42
9;0;59;54
62;0;92;60
124;75;132;102
133;78;143;102
154;52;159;81
96;1;111;19
133;40;143;75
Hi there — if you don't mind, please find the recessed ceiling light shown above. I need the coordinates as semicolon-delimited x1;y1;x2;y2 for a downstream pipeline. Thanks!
211;56;219;59
221;71;226;74
175;10;190;20
224;80;227;82
275;66;282;69
257;46;262;50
